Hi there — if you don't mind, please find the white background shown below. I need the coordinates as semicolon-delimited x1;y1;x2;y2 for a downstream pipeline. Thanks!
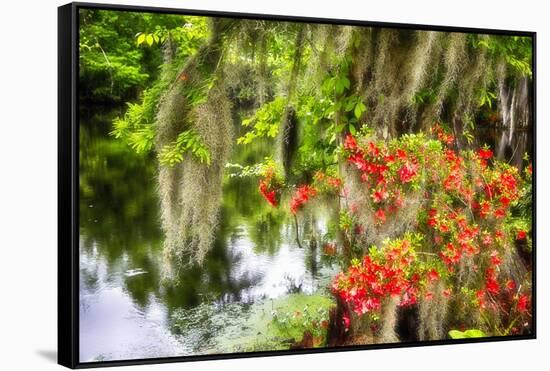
0;0;546;369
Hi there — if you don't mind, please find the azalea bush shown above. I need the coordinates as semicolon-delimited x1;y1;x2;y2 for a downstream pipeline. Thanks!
332;125;532;340
331;233;423;324
256;123;532;342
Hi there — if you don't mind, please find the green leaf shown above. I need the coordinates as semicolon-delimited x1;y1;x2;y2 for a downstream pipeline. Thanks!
137;33;146;45
335;80;344;95
146;34;154;46
345;99;356;112
354;102;366;119
342;77;350;89
158;129;211;167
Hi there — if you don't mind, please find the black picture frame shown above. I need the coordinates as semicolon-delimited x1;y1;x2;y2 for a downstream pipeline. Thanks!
58;2;537;369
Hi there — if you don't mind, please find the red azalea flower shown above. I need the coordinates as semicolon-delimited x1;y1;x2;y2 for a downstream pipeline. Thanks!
485;277;500;295
490;250;502;266
396;149;408;161
517;294;529;313
494;207;506;219
506;279;516;290
344;134;358;152
375;208;386;224
372;188;389;203
479;201;491;219
443;288;452;297
398;162;419;183
384;154;395;164
516;230;527;240
368;142;381;157
259;180;278;207
290;185;317;214
478;148;493;160
499;196;511;207
427;269;440;282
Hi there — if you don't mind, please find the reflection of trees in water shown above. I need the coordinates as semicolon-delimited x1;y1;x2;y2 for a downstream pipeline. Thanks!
80;107;164;309
80;109;258;314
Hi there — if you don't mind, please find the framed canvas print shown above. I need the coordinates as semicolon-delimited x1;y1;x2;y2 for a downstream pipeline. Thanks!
58;2;536;368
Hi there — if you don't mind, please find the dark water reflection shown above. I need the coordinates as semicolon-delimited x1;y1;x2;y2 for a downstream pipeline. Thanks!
473;126;532;170
78;107;335;361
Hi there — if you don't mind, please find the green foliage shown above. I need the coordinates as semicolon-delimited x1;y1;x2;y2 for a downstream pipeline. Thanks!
126;124;155;154
110;71;176;153
339;210;354;231
136;20;208;58
292;52;368;175
158;130;211;167
79;9;208;102
411;88;437;105
473;35;533;77
136;31;160;46
237;97;286;144
478;88;497;109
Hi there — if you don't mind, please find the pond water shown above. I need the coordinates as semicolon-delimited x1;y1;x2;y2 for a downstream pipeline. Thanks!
78;107;532;362
78;107;337;362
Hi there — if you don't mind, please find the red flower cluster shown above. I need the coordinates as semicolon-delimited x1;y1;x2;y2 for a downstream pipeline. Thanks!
398;162;419;183
338;126;532;334
430;123;455;145
290;185;318;214
484;267;500;295
331;236;420;316
478;148;493;167
472;165;520;220
516;230;527;240
258;166;281;207
517;294;530;313
259;180;278;206
342;134;423;226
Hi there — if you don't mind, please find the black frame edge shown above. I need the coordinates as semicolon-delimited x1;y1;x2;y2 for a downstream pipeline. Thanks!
530;31;537;339
59;1;537;368
58;3;78;369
